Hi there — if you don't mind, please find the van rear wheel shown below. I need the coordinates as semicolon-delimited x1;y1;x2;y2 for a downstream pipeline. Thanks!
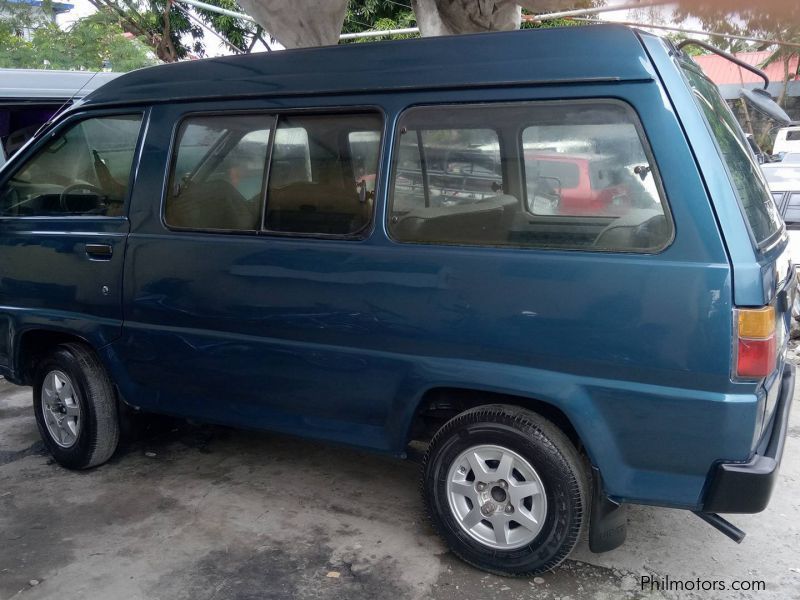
422;404;587;576
32;343;119;470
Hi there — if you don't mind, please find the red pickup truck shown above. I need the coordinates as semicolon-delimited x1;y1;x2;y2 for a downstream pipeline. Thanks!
526;152;640;216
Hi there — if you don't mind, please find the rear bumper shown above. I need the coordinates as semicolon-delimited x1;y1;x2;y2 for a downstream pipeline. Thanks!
702;363;795;513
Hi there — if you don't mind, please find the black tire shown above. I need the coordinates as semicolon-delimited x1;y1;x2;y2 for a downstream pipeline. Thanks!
422;404;588;576
32;343;119;469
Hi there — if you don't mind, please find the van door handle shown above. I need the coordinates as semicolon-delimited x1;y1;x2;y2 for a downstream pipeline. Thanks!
85;243;113;259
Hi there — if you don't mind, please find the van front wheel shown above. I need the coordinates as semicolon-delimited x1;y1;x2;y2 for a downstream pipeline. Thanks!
422;404;587;576
32;343;119;470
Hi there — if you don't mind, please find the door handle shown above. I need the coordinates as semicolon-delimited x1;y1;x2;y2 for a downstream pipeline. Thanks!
85;243;113;259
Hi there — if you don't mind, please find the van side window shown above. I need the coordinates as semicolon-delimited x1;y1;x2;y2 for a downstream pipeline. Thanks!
389;102;672;252
264;113;382;236
0;114;142;217
165;114;273;231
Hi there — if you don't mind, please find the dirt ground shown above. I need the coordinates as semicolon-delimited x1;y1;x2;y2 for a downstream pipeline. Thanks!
1;376;798;600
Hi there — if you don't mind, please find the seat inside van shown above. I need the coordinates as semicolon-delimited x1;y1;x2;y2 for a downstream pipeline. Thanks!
392;195;518;244
166;179;260;230
266;180;369;235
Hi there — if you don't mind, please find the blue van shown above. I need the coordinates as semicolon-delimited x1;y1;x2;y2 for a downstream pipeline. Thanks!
0;25;794;576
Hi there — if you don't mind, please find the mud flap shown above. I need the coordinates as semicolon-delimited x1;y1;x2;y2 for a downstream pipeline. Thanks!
589;466;627;553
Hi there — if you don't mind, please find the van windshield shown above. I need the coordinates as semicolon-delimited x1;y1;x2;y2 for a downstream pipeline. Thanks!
680;62;783;246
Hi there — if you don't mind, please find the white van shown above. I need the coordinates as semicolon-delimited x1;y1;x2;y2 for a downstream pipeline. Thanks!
0;69;120;167
773;125;800;156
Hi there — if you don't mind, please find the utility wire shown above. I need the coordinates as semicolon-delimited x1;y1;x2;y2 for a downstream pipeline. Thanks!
571;17;800;49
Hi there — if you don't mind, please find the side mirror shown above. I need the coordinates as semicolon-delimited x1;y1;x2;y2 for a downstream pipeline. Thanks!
530;176;562;214
740;88;792;125
634;165;652;181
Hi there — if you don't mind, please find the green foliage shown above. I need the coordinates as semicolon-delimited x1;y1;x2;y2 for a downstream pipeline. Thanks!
521;0;603;30
340;0;605;41
341;0;416;42
82;0;257;61
520;17;590;30
665;33;707;56
0;6;158;70
196;0;255;52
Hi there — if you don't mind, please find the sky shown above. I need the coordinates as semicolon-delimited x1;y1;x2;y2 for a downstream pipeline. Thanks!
56;1;699;59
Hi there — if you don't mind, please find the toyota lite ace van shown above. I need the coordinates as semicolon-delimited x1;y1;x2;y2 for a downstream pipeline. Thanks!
0;25;794;576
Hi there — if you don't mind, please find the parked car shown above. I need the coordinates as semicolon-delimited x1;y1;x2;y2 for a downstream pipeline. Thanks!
524;152;652;216
763;163;800;262
780;152;800;164
0;69;120;168
773;125;800;156
0;25;795;577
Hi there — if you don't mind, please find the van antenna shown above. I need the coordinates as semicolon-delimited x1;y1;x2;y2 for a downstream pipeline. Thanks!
33;70;102;138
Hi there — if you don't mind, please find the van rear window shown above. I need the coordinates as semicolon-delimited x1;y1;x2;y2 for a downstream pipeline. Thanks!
680;64;783;246
388;101;672;252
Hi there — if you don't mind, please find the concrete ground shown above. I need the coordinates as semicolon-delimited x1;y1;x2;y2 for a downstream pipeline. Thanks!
1;379;798;600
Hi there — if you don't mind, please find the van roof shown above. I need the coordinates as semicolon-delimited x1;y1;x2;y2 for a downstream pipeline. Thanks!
81;25;654;108
0;69;120;102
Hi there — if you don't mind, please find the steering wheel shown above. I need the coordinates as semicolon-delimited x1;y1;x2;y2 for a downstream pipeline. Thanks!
59;182;105;212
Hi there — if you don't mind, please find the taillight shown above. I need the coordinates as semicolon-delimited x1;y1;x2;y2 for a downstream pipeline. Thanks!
735;306;776;379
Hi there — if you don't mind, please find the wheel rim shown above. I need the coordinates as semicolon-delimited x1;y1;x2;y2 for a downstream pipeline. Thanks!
41;370;81;448
446;444;547;550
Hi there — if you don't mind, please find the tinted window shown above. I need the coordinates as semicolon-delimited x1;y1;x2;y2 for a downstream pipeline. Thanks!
524;117;658;218
785;192;800;225
264;113;382;236
0;114;141;217
349;131;380;193
787;131;800;141
165;114;273;231
681;64;783;245
389;102;671;252
393;129;501;213
270;127;311;188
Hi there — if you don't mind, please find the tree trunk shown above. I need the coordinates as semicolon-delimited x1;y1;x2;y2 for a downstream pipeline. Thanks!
233;1;799;49
778;55;790;108
157;0;179;62
235;0;578;46
235;0;348;48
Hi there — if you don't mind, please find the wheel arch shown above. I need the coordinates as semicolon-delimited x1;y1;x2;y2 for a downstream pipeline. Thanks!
405;386;586;457
14;328;97;386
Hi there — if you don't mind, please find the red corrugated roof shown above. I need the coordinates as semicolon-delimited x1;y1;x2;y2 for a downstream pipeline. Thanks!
693;51;799;85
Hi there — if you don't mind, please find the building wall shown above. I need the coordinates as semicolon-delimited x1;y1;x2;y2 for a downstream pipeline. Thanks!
0;2;64;41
